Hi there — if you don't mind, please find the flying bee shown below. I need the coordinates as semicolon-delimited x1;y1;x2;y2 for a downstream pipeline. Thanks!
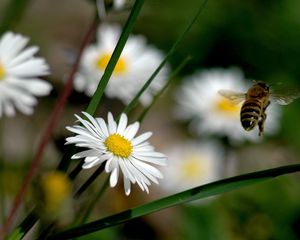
218;81;300;136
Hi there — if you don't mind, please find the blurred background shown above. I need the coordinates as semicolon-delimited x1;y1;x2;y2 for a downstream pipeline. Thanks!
0;0;300;239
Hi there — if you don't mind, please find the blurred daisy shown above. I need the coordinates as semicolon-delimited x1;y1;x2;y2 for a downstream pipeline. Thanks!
0;32;51;117
161;141;223;193
74;24;169;105
175;68;280;143
66;112;166;195
34;171;74;224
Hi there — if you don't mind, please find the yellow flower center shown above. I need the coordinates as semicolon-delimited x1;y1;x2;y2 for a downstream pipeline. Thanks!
0;62;6;80
181;155;208;180
40;171;72;210
105;133;133;158
215;98;240;116
96;53;127;74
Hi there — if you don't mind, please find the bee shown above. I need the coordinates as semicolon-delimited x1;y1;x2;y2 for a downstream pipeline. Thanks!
218;81;300;136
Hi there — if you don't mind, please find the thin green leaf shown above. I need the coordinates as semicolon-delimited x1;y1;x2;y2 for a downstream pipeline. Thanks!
78;177;109;225
85;0;145;116
6;227;23;240
49;164;300;239
137;56;192;122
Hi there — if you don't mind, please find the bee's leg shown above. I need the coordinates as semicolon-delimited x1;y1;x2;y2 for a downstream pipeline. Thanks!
258;112;266;136
258;101;270;136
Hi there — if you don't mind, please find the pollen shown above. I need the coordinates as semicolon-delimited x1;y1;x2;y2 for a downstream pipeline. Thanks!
216;98;240;115
105;133;133;158
0;62;5;80
96;53;127;74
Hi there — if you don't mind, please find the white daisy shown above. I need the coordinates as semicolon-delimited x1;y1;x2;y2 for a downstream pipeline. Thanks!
161;141;223;194
74;24;169;106
175;68;281;143
65;112;166;195
0;32;51;117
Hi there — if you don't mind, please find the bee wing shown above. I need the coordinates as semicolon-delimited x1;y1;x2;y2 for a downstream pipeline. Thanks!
268;83;300;105
218;89;246;104
270;92;300;105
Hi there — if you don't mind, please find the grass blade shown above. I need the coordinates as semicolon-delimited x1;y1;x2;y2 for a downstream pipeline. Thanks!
85;0;145;116
49;164;300;239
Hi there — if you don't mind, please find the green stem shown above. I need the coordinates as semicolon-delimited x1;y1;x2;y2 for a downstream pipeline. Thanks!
9;1;145;238
85;0;145;116
73;163;105;199
122;0;208;115
78;177;109;225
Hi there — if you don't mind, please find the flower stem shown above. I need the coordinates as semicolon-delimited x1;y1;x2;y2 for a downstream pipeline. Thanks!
137;55;192;123
85;0;145;116
0;17;98;239
77;177;109;226
74;163;105;198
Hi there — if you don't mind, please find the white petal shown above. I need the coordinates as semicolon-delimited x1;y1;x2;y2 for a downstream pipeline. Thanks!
82;157;104;169
8;58;50;77
82;112;105;137
125;160;151;186
105;157;114;173
124;177;131;196
110;167;119;187
132;132;152;146
132;159;163;180
131;154;167;166
66;125;100;142
2;83;37;105
8;46;39;67
107;112;117;134
71;149;100;159
135;151;166;158
8;78;52;96
117;113;128;134
118;158;136;183
97;118;109;137
75;114;103;139
14;99;34;115
124;122;140;140
3;101;15;117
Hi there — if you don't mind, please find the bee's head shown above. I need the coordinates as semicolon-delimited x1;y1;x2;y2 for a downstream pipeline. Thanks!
253;80;270;91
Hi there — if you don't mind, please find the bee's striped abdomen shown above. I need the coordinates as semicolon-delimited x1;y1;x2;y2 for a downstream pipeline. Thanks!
240;100;262;131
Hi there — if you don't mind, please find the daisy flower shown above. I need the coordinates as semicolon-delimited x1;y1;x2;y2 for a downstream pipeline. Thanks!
36;171;73;221
74;24;169;105
0;32;51;117
161;141;223;194
175;68;281;143
65;112;166;195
